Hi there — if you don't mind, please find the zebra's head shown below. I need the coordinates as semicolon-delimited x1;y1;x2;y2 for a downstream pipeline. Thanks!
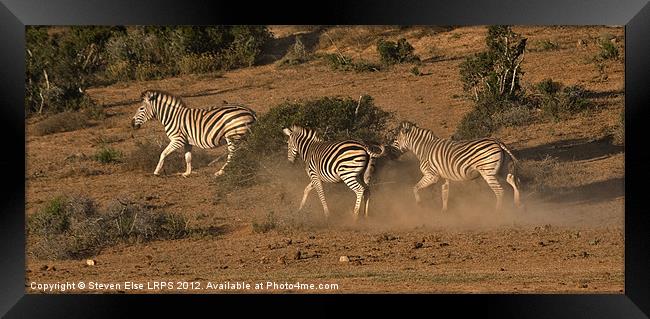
392;121;416;152
131;90;158;129
282;125;322;163
282;125;301;163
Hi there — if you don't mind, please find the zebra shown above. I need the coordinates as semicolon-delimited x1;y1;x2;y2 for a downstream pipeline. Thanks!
282;125;386;220
131;90;257;177
391;121;522;212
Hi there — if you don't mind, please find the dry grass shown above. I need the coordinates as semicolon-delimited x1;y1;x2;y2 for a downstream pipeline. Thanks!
124;138;214;174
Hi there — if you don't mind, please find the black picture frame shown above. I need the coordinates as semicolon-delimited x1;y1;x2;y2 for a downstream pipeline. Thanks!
1;0;648;317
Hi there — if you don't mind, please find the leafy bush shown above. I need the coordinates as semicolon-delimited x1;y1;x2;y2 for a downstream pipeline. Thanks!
454;103;495;140
28;195;190;259
459;26;527;102
25;26;124;115
376;38;420;65
27;26;273;115
536;78;562;95
93;146;123;164
597;38;619;60
219;95;393;188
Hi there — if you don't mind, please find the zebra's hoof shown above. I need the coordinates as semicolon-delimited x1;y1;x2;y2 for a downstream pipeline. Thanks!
214;170;224;177
181;173;191;178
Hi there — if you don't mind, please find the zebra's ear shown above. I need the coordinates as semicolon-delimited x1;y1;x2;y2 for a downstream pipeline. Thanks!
400;121;412;133
282;128;292;136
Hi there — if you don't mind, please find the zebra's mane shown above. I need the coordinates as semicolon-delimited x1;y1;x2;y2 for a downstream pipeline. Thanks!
141;90;188;108
410;124;439;141
292;125;324;142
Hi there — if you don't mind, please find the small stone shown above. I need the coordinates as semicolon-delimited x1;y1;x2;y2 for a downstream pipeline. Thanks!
339;256;350;263
47;265;56;271
86;259;96;266
413;242;424;249
439;242;449;247
285;238;292;245
500;268;506;272
277;256;287;265
39;265;48;271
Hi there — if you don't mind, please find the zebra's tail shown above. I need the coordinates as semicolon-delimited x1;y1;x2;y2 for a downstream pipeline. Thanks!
363;144;387;158
495;139;518;163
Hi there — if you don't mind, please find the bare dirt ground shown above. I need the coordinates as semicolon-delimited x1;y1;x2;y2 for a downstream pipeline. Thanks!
25;26;624;293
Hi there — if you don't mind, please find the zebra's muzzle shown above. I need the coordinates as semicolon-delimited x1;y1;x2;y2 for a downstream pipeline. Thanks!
131;119;141;129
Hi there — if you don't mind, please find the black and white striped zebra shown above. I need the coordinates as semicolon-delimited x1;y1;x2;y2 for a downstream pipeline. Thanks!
131;90;256;177
282;125;386;220
392;121;522;212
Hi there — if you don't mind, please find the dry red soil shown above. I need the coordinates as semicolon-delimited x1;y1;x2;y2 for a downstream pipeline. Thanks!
26;26;624;293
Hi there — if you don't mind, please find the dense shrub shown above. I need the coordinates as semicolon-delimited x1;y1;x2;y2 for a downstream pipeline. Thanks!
25;26;124;115
219;95;393;188
27;26;273;115
491;105;535;128
455;26;528;139
376;38;420;65
533;39;560;51
28;195;189;259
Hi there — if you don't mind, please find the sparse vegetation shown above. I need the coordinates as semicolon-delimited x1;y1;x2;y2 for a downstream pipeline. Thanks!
376;38;420;66
278;36;311;67
534;39;560;51
28;195;190;259
491;105;536;127
252;211;277;233
34;111;92;136
410;66;422;76
124;139;213;174
517;156;560;196
323;53;381;72
613;110;624;146
533;80;592;120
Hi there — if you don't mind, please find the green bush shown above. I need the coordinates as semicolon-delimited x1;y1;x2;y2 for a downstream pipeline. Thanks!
598;39;619;60
25;26;124;115
219;95;392;188
94;146;123;164
376;38;420;65
459;26;527;102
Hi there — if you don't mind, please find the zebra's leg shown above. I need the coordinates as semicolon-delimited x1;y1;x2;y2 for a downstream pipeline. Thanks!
413;174;438;205
351;188;365;221
298;182;314;211
363;188;371;218
506;173;522;208
441;179;450;213
182;144;193;178
215;137;237;177
154;140;183;176
312;179;331;218
480;172;505;211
